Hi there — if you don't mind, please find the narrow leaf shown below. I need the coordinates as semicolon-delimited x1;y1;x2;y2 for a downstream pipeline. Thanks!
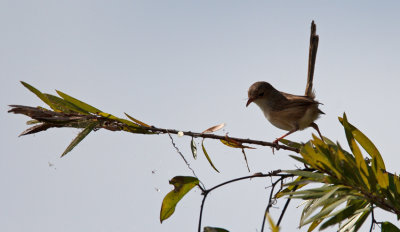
289;155;306;164
20;81;56;110
266;213;280;232
191;137;197;159
61;121;97;157
202;139;219;173
307;219;323;232
283;170;325;181
124;112;150;127
26;119;40;125
342;114;370;188
302;196;351;226
301;186;342;224
276;176;307;198
350;209;371;231
382;221;400;232
280;139;302;149
203;227;230;232
19;123;53;136
319;202;368;230
56;90;102;114
220;135;254;149
160;176;199;223
339;114;386;171
44;94;87;113
202;123;225;134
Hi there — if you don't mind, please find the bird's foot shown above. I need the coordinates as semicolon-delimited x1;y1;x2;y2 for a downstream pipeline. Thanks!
272;139;281;154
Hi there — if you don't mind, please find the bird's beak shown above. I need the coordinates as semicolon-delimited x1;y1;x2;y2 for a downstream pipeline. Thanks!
246;98;254;107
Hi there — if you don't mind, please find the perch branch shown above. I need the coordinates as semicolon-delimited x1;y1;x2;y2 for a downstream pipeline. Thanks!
8;105;300;153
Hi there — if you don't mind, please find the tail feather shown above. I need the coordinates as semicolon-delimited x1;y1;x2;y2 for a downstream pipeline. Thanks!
305;21;319;99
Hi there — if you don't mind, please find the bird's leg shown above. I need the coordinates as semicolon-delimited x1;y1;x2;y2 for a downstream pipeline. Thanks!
272;128;298;153
310;122;324;142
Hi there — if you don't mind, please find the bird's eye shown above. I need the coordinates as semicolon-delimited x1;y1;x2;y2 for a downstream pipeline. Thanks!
258;93;264;97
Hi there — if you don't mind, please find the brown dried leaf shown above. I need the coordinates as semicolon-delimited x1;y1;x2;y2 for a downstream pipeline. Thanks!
220;135;255;149
202;123;225;134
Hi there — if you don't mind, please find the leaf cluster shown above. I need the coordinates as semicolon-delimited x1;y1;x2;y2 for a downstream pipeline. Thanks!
10;82;152;157
279;114;400;231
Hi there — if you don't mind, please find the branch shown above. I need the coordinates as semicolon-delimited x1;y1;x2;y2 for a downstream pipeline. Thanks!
261;176;284;232
8;105;300;153
197;170;294;232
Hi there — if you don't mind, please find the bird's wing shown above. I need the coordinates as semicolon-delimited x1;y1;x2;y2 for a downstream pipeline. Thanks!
280;92;318;106
305;21;319;99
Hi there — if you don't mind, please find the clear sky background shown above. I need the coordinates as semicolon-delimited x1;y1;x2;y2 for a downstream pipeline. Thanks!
1;1;400;231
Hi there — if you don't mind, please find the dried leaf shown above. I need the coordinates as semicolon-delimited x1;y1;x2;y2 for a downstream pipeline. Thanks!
220;135;255;149
191;137;197;159
202;123;225;134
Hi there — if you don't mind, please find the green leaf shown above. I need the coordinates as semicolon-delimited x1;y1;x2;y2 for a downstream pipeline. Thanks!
289;155;306;164
321;137;336;146
302;196;351;226
160;176;199;223
191;137;197;159
308;219;323;232
280;139;302;149
266;213;280;232
350;208;371;231
56;90;102;114
381;221;400;232
276;176;307;199
201;139;219;173
300;142;319;168
336;206;370;232
342;114;370;188
44;94;87;113
124;112;150;127
20;81;56;110
283;170;325;181
301;186;342;224
61;121;97;157
203;227;230;232
340;113;389;189
319;201;369;230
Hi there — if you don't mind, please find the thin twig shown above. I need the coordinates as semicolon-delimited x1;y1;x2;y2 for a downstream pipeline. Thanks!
198;191;209;232
241;148;250;172
369;204;375;232
261;176;285;232
197;170;294;232
277;184;299;226
166;130;205;189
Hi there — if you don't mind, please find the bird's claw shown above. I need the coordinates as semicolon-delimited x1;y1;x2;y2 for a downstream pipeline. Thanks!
272;139;281;154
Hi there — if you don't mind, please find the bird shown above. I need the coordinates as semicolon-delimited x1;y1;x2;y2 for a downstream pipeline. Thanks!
246;21;324;146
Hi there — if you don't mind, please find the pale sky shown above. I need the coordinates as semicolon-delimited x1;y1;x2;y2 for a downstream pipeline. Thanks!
1;1;400;231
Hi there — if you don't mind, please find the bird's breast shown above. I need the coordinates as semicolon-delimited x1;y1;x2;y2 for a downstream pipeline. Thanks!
254;99;295;131
297;105;321;130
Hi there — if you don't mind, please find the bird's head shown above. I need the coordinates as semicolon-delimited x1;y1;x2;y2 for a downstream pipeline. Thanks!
246;81;274;107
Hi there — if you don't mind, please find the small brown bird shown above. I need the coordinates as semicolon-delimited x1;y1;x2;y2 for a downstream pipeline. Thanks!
246;21;324;145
